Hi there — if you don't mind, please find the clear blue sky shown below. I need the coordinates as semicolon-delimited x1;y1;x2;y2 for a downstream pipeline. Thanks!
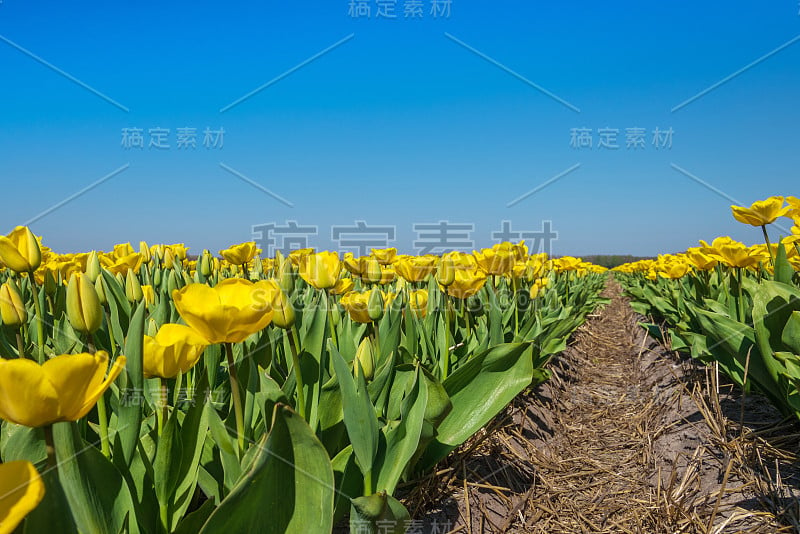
1;1;798;257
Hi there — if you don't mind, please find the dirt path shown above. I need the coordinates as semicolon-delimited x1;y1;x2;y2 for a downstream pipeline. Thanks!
408;278;800;533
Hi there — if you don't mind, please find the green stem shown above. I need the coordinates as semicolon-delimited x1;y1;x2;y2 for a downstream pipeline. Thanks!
225;343;245;455
87;334;110;458
761;225;775;267
287;328;306;419
44;424;56;470
442;287;450;380
157;378;168;438
326;291;339;349
29;270;45;363
105;309;116;356
15;330;26;359
512;276;519;338
364;469;373;497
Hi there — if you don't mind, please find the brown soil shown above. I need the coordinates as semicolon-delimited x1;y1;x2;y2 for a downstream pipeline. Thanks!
404;278;800;533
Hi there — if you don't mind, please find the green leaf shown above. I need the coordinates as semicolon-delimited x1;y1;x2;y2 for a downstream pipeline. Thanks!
198;405;334;534
116;301;146;468
53;421;140;534
419;342;532;470
330;340;380;478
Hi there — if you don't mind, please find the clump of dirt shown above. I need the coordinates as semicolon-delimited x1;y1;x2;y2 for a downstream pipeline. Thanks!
404;278;800;533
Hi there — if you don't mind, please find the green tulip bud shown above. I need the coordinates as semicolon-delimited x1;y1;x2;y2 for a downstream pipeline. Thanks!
363;257;382;285
367;288;384;321
278;260;295;294
354;337;375;381
125;270;143;303
85;251;101;283
67;273;103;334
200;251;212;277
436;257;455;287
94;276;108;306
270;288;295;330
43;270;57;297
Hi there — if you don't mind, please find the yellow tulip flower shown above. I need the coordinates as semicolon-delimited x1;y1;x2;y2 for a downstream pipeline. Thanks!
219;242;260;266
370;247;397;265
340;290;372;323
407;289;428;318
101;252;144;276
173;279;276;344
394;255;437;283
0;351;126;427
446;269;487;299
0;460;45;534
143;324;208;379
731;196;790;226
474;248;515;276
297;251;341;290
0;227;42;274
330;277;355;295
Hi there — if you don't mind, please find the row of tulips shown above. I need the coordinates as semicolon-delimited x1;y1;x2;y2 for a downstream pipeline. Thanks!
0;228;608;533
616;195;800;418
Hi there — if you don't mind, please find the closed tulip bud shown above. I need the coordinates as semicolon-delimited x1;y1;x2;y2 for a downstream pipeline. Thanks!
278;260;295;294
354;338;375;381
363;257;382;284
367;288;384;321
0;281;27;327
182;271;192;286
85;251;101;282
94;276;108;305
270;287;295;330
125;271;143;303
139;241;152;262
67;273;103;334
153;268;162;287
163;248;175;269
274;250;285;272
0;226;42;274
169;270;181;293
43;270;57;297
115;272;125;286
199;251;212;277
436;257;456;287
146;318;158;337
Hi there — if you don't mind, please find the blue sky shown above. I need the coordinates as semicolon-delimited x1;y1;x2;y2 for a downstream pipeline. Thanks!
0;1;798;257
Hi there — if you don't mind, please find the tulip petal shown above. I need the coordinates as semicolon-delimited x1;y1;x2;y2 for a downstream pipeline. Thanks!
0;461;45;534
0;358;60;427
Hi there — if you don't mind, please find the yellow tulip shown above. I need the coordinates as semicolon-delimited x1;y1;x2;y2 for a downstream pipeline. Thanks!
393;255;437;283
362;257;382;284
66;273;103;335
706;239;760;269
731;196;790;226
141;285;155;307
172;279;276;344
143;324;208;379
407;289;428;318
370;247;397;265
298;251;341;290
0;282;26;327
686;247;718;271
378;266;396;285
0;351;125;427
0;226;42;274
446;269;487;299
101;252;144;276
658;261;691;280
340;290;372;323
0;460;45;534
474;248;515;276
220;242;259;266
529;278;549;299
330;277;354;295
342;253;363;276
288;248;315;267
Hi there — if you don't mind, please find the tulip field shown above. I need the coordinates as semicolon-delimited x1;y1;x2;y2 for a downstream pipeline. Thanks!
0;233;611;533
615;196;800;423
